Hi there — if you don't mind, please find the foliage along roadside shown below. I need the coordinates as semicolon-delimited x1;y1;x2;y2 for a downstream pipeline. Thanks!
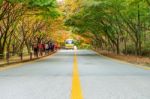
64;0;150;57
0;0;60;58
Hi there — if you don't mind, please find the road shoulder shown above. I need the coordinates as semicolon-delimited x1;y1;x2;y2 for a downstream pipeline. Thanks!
94;50;150;70
0;52;56;72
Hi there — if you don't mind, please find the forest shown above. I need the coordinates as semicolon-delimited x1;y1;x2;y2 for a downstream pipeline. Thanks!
0;0;61;59
65;0;150;57
0;0;150;60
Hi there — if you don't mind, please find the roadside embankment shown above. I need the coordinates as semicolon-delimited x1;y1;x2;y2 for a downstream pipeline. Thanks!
0;51;57;70
95;50;150;67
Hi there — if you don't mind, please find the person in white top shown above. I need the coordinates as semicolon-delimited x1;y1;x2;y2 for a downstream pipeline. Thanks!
45;43;49;54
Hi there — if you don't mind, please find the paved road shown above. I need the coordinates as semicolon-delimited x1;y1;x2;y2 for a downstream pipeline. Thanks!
0;50;150;99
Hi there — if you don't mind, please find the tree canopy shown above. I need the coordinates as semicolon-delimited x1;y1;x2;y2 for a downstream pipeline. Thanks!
0;0;60;58
0;0;150;59
65;0;150;56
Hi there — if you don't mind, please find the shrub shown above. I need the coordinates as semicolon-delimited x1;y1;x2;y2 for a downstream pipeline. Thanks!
122;45;136;55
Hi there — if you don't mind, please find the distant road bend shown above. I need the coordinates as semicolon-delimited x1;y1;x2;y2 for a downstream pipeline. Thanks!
0;50;150;99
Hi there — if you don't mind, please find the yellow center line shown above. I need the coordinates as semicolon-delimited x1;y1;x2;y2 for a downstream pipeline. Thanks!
71;51;83;99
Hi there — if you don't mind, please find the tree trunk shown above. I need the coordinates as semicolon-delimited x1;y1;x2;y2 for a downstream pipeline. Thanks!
124;39;127;55
114;39;120;55
0;47;4;59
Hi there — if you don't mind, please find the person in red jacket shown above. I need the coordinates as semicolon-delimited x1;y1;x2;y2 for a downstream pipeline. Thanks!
38;43;43;56
54;43;58;51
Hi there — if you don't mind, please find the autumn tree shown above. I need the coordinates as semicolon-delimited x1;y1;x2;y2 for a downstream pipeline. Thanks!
65;0;150;56
0;0;59;58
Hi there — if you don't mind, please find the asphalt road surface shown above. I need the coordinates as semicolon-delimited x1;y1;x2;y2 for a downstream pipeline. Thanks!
0;50;150;99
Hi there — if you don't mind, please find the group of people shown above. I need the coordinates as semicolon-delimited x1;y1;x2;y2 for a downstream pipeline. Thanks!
33;42;58;57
